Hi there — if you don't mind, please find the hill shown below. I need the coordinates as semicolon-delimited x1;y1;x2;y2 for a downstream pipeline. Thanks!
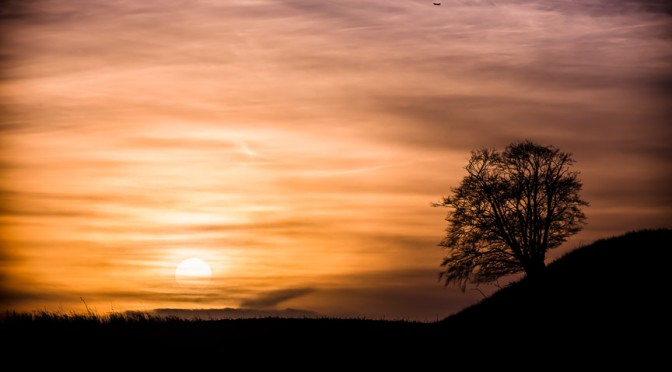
441;229;672;337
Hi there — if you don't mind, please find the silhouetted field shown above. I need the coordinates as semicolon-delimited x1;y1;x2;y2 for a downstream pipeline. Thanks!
0;311;439;347
2;229;670;348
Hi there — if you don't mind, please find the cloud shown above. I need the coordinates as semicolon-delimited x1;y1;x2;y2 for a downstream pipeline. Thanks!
0;290;64;307
296;268;488;320
0;0;670;320
239;288;315;309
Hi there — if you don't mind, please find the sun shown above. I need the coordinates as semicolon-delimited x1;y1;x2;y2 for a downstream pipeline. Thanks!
175;257;212;288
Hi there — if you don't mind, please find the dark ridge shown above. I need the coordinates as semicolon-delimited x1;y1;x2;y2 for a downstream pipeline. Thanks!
147;307;322;319
441;229;672;337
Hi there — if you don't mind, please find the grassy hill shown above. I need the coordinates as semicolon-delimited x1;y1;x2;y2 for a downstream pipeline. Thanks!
1;229;669;347
441;229;672;337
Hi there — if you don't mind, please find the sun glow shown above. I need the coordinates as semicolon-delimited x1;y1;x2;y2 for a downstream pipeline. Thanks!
175;258;212;287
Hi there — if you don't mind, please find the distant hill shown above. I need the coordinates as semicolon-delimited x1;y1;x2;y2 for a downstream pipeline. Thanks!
145;307;321;319
442;229;672;337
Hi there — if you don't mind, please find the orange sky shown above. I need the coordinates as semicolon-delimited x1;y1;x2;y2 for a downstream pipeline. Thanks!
1;0;670;320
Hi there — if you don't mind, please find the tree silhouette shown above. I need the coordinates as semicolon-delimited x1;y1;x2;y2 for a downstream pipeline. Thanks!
434;141;588;290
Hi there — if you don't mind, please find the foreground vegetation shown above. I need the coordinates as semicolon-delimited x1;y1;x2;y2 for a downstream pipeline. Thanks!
1;311;436;347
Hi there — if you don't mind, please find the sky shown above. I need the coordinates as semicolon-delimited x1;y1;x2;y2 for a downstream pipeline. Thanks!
0;0;670;321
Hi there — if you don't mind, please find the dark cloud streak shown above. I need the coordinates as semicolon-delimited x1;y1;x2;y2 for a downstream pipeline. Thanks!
240;288;315;309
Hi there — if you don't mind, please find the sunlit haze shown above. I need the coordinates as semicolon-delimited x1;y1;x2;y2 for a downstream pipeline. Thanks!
1;0;670;320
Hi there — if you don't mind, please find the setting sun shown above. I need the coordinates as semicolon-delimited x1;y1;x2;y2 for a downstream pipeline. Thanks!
175;258;212;288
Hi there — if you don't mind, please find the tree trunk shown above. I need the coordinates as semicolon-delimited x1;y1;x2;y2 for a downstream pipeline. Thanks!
525;259;547;280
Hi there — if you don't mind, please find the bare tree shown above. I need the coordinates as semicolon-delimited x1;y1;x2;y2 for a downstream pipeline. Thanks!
434;141;588;290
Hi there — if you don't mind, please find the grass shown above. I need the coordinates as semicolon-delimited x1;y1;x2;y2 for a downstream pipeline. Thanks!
1;310;437;347
439;228;672;349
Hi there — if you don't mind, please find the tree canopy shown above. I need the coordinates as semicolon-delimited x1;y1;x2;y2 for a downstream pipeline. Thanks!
434;141;588;290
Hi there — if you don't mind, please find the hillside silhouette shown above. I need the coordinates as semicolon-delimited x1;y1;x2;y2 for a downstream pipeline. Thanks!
1;229;669;348
442;229;672;338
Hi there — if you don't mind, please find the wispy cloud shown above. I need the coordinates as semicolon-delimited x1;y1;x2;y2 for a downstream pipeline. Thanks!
1;0;670;319
239;288;315;309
